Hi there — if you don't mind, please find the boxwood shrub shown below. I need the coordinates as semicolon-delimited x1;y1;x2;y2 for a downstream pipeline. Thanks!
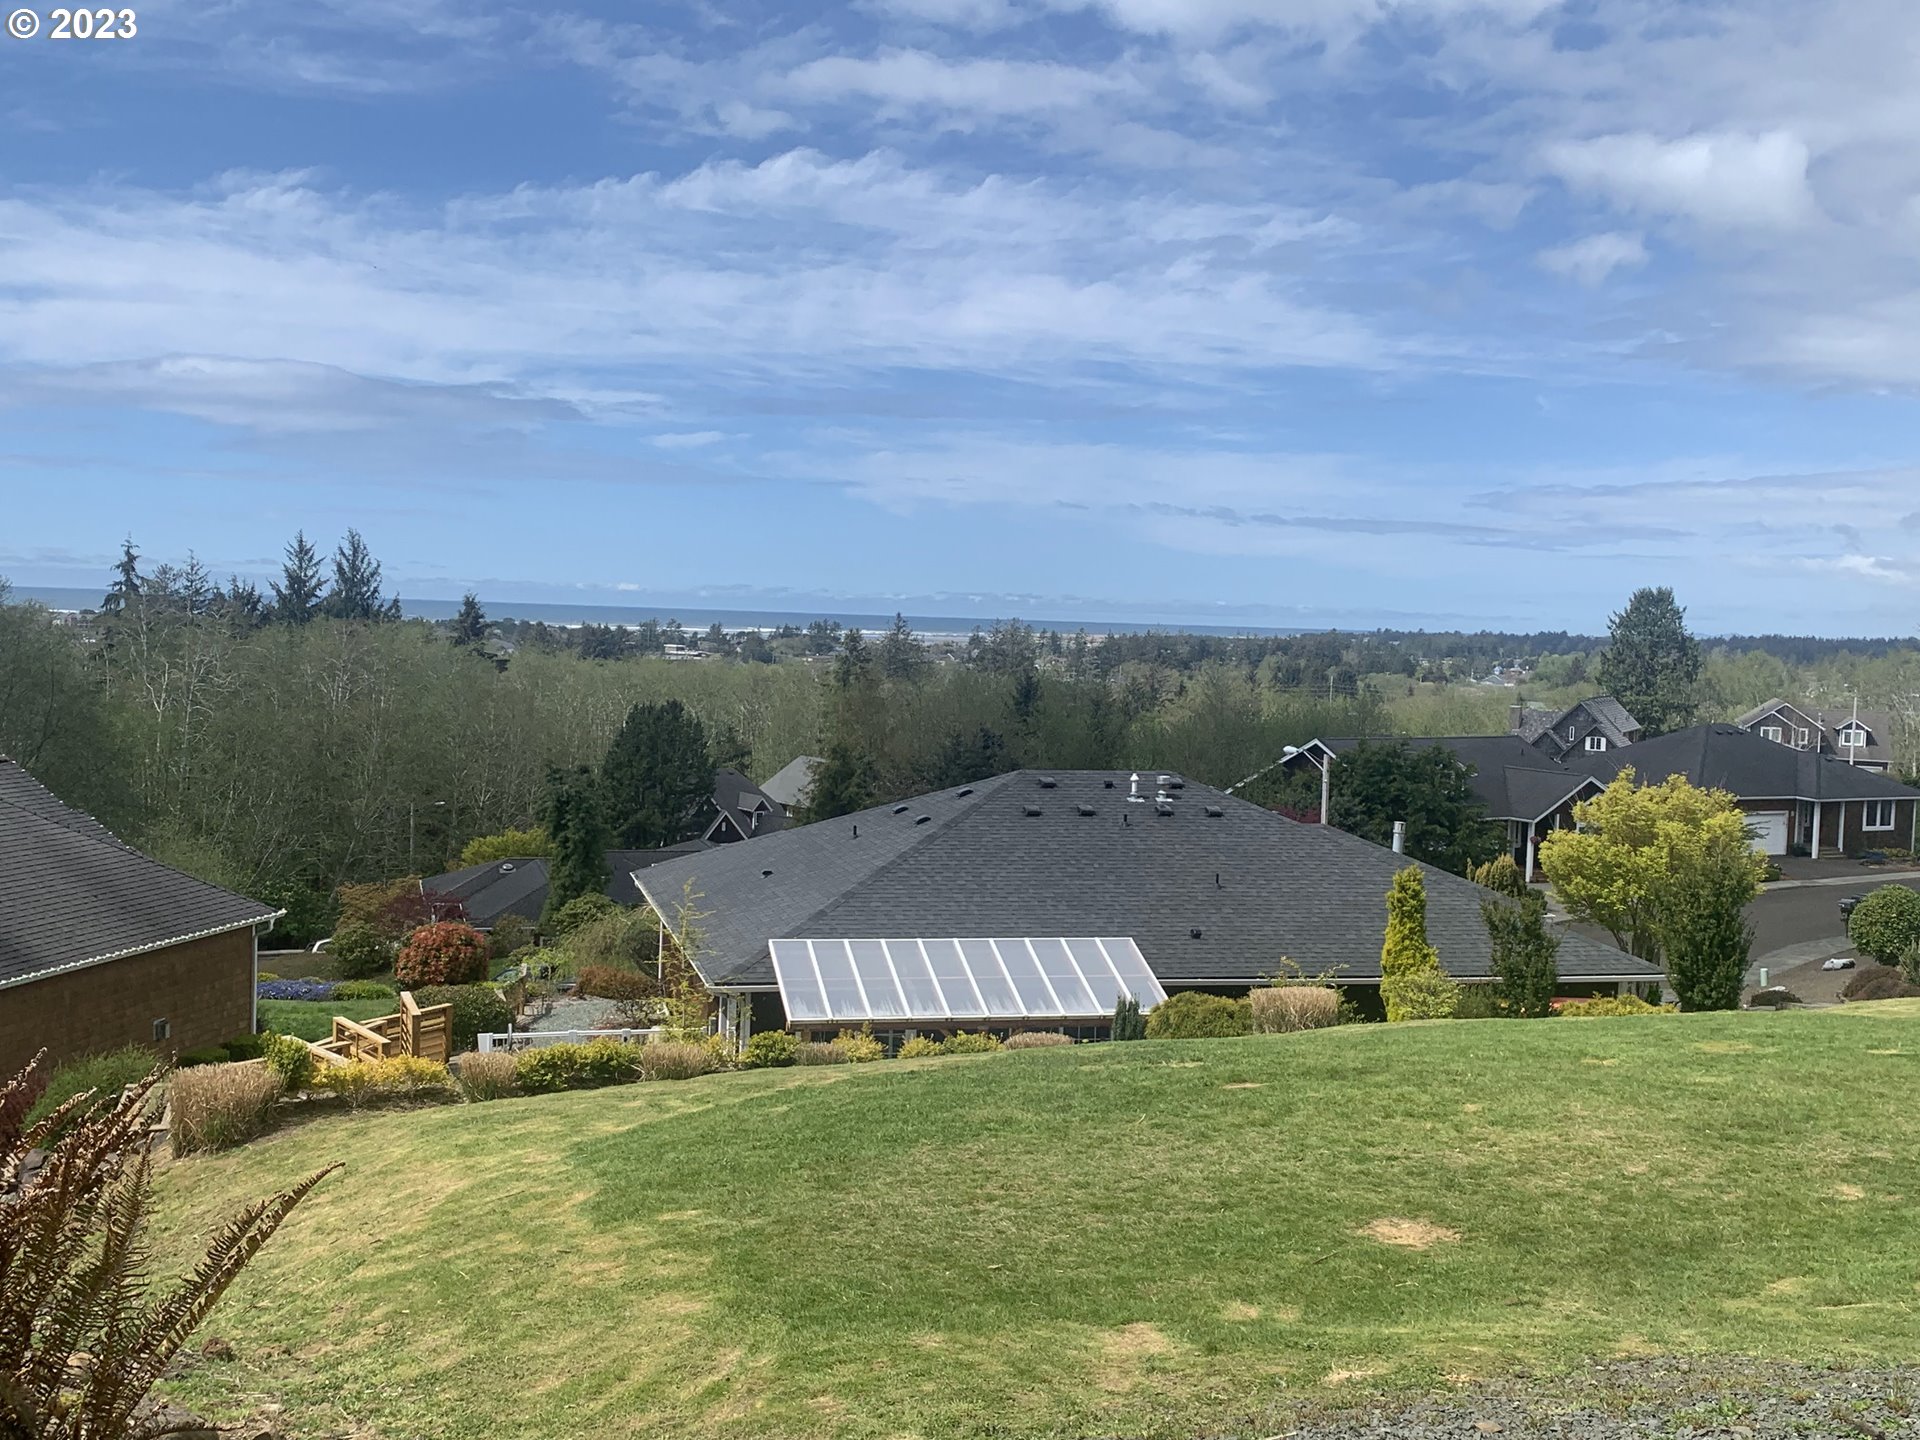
1143;992;1253;1039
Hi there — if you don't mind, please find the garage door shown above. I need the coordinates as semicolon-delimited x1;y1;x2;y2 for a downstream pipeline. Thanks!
1748;810;1789;855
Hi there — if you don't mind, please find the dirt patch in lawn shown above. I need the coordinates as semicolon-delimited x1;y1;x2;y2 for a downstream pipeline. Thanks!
1358;1217;1461;1249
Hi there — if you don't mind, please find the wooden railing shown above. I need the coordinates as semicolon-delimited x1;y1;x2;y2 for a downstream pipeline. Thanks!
303;990;454;1067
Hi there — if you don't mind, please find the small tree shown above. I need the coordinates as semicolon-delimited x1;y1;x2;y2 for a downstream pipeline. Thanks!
1482;892;1559;1018
1111;996;1145;1041
1380;865;1460;1021
458;825;553;866
548;892;621;938
1848;887;1920;967
1660;859;1755;1012
395;921;490;987
1469;855;1529;898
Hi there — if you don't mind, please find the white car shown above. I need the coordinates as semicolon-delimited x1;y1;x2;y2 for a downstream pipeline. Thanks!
1821;956;1857;971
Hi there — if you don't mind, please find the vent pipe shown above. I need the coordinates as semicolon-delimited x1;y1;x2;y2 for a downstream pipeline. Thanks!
1129;772;1140;797
1391;820;1407;854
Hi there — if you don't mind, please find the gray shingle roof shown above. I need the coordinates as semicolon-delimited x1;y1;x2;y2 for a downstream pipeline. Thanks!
1569;724;1920;801
0;758;279;990
1313;736;1600;823
1734;699;1899;767
759;756;822;810
424;843;715;926
632;770;1653;991
707;768;786;839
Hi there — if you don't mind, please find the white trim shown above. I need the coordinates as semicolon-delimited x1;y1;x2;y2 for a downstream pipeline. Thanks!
1759;725;1783;743
1864;799;1898;832
0;911;284;993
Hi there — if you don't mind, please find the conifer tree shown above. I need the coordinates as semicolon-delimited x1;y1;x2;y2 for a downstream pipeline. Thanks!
325;528;398;621
269;530;326;625
1379;865;1459;1021
879;612;926;680
601;700;714;847
541;765;611;922
451;592;487;646
799;743;877;822
1482;891;1560;1017
100;537;142;618
1596;586;1702;736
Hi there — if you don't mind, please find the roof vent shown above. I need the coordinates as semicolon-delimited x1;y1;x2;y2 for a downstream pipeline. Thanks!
915;814;931;825
1155;802;1174;817
1166;777;1185;790
1103;779;1115;789
1076;803;1095;816
1189;927;1203;939
1022;804;1043;817
500;862;515;872
1157;774;1172;787
852;824;859;838
1038;776;1057;789
892;804;910;815
957;787;974;798
761;869;773;878
1204;805;1224;818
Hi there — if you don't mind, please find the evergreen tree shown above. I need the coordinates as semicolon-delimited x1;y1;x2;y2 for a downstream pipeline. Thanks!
541;765;611;922
1329;741;1503;874
834;628;873;689
879;612;926;680
451;592;488;647
101;537;142;618
601;700;714;847
1379;865;1460;1021
1110;996;1146;1041
221;575;266;627
1596;586;1702;736
917;726;1008;790
799;743;878;822
1660;852;1757;1011
702;621;733;655
1482;892;1560;1018
325;529;399;621
269;531;326;625
710;724;753;775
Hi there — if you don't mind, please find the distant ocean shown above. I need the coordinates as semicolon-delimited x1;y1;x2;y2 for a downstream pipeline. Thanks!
9;586;1312;640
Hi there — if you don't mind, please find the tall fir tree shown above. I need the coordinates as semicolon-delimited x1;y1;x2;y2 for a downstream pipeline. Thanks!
799;742;878;822
601;700;715;847
269;531;326;625
1596;586;1702;736
541;765;611;922
325;529;399;621
833;628;873;689
451;592;488;646
100;537;142;618
878;612;926;680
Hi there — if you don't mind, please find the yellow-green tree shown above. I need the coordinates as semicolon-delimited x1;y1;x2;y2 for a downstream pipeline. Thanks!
1380;864;1459;1021
1538;770;1764;1009
457;824;552;866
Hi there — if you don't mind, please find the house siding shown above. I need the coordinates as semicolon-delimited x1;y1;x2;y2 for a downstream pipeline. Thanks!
0;928;256;1076
1739;796;1918;857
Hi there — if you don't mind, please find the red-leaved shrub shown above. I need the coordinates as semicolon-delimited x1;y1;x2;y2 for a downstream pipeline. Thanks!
395;921;490;987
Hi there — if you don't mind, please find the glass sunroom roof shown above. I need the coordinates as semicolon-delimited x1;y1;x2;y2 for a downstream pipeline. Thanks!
770;937;1167;1025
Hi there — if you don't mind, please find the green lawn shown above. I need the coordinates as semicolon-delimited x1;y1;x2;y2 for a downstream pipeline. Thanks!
254;997;399;1041
155;1004;1920;1440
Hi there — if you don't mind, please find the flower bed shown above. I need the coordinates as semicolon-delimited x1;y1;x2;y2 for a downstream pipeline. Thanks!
257;979;337;1002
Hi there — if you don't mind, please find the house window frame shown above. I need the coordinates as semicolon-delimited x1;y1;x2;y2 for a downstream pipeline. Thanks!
1864;800;1898;832
1841;726;1869;750
151;1017;171;1042
1760;725;1783;742
1794;727;1811;748
1583;734;1608;752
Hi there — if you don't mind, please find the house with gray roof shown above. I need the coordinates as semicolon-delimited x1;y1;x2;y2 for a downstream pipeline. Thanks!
423;842;713;929
758;755;822;818
1569;723;1920;858
631;769;1657;1040
0;756;280;1074
1734;699;1901;774
705;768;786;843
1510;696;1643;760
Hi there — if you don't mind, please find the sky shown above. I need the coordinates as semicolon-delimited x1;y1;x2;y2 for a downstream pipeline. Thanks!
3;0;1920;634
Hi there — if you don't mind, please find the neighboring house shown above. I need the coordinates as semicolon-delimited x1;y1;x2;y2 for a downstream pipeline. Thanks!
0;756;281;1075
631;770;1657;1043
1278;735;1604;881
1570;724;1920;858
661;644;707;661
705;769;786;842
423;843;713;929
1734;699;1899;773
759;755;823;819
1509;696;1644;760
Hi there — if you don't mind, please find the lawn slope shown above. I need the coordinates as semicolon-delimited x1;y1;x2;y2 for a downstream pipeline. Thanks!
154;1005;1920;1440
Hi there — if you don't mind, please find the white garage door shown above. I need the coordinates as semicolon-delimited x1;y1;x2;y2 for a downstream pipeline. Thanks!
1748;810;1789;855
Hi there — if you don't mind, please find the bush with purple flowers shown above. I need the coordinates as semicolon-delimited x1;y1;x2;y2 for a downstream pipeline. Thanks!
257;979;337;1002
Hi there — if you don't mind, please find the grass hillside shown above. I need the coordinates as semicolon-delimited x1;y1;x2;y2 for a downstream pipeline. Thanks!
155;1006;1920;1440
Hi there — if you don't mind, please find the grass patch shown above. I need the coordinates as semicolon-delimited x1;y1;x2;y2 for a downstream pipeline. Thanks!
255;997;399;1042
154;1004;1920;1440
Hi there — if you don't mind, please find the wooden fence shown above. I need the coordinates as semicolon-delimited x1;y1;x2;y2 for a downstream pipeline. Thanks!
304;990;454;1068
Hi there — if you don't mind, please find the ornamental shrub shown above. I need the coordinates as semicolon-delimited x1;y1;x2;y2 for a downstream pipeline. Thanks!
330;980;398;1001
1483;892;1560;1019
565;907;661;971
1110;996;1146;1041
796;1041;850;1065
897;1036;943;1059
261;1032;316;1092
1846;969;1920;1003
1847;886;1920;967
548;893;621;938
1382;866;1456;1022
1450;984;1500;1020
411;984;512;1052
170;1062;283;1154
487;912;538;958
1250;986;1339;1034
834;1029;885;1062
514;1043;586;1093
1143;992;1253;1040
577;965;659;1008
1003;1031;1073;1049
456;1050;520;1101
938;1031;1004;1054
742;1031;800;1068
1379;969;1462;1021
329;920;394;981
640;1040;723;1081
1556;994;1676;1017
26;1047;159;1129
1469;855;1529;898
395;921;490;988
313;1056;458;1107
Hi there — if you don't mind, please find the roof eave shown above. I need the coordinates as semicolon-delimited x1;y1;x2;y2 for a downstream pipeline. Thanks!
0;910;284;993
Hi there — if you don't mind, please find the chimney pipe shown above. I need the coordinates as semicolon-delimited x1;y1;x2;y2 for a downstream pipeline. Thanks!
1391;820;1407;854
1508;704;1525;734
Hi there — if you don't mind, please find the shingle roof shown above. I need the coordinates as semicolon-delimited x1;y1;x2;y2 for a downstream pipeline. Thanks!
708;768;786;838
1734;699;1899;767
1569;724;1920;801
423;843;715;926
759;756;822;810
632;770;1653;991
1313;736;1600;823
0;758;279;990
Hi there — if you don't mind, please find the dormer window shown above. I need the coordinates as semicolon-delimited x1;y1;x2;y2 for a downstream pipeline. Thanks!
1841;726;1869;749
1584;735;1608;752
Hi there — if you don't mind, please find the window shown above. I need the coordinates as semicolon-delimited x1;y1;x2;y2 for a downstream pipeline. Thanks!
1584;735;1608;752
1864;801;1898;832
1760;725;1783;742
1794;727;1812;748
151;1017;170;1042
1841;727;1869;749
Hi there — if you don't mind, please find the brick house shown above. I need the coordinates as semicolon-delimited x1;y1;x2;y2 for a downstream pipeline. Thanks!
1570;724;1920;858
0;756;280;1076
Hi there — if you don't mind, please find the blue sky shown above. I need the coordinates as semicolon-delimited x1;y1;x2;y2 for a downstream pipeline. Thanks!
3;0;1919;633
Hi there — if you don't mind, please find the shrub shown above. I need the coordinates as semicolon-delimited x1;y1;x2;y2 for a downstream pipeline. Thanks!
897;1035;943;1059
456;1050;521;1101
1746;987;1802;1008
577;964;659;1008
1382;865;1441;977
174;1047;231;1068
1846;970;1920;1003
1847;886;1920;966
743;1031;800;1068
314;1056;458;1108
1450;984;1500;1020
1144;992;1253;1040
24;1046;159;1127
395;921;490;987
257;978;337;1001
256;971;279;983
170;1062;283;1153
261;1032;317;1092
939;1031;1004;1054
329;920;394;980
548;893;621;938
1251;986;1339;1034
335;876;419;931
1557;994;1677;1017
1483;892;1560;1019
412;983;512;1051
1843;963;1911;1000
1469;855;1529;898
1903;941;1920;987
1003;1031;1073;1050
564;907;661;971
796;1041;850;1065
1111;996;1146;1041
1380;969;1462;1021
834;1029;886;1062
487;912;538;958
514;1043;587;1094
641;1040;722;1081
331;979;398;1001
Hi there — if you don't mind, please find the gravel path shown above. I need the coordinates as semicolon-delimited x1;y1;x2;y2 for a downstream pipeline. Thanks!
1260;1359;1919;1439
521;996;628;1033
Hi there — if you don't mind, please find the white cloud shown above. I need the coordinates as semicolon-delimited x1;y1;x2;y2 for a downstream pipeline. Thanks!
1541;130;1817;231
781;49;1137;117
1536;231;1647;286
651;430;727;449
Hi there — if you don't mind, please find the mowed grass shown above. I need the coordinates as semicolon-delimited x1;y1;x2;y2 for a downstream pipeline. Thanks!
154;1004;1920;1440
255;997;397;1041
